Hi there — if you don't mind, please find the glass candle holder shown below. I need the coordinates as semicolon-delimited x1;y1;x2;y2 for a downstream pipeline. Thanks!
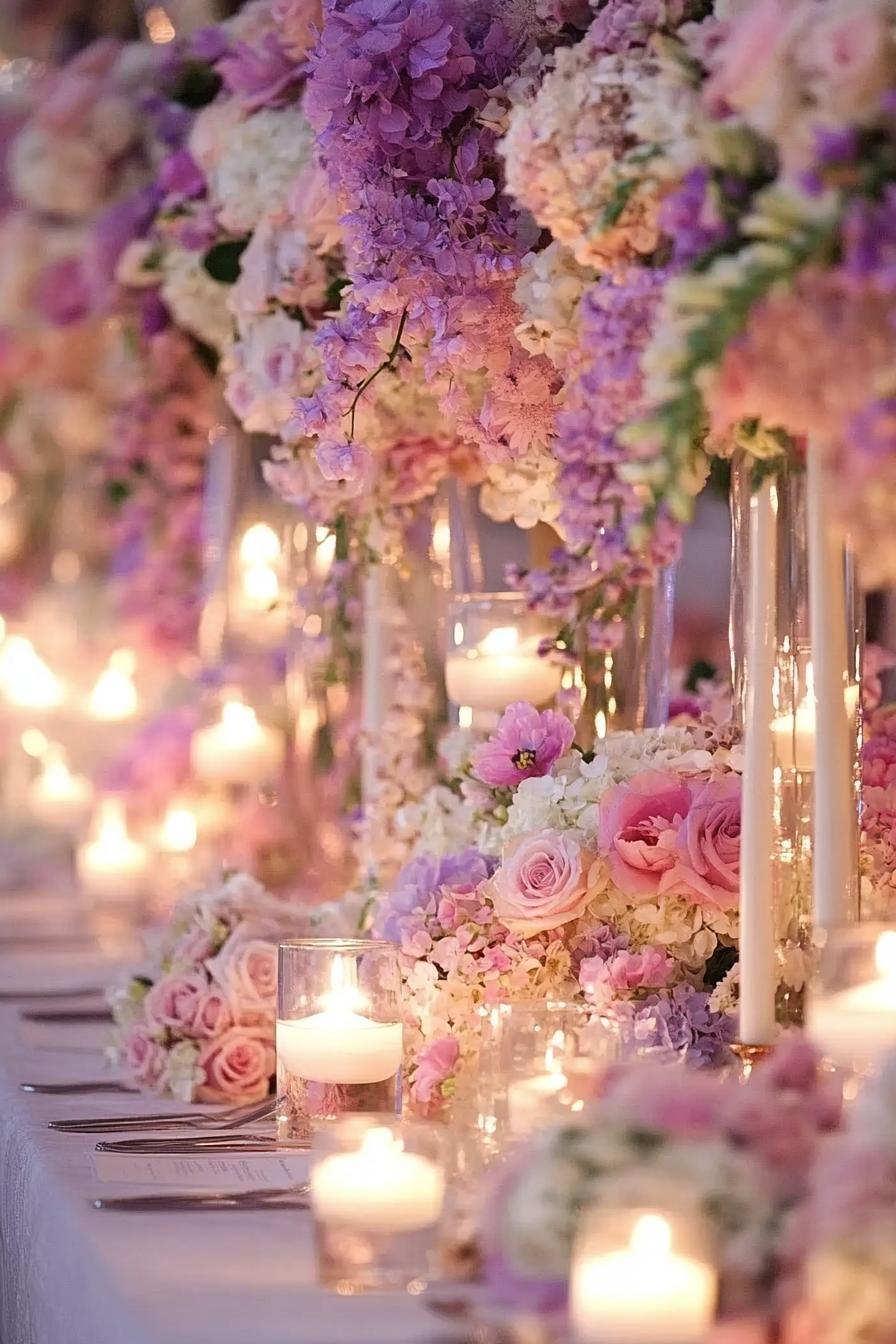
466;999;611;1146
310;1115;447;1293
570;1206;717;1344
190;687;285;790
445;593;563;724
276;940;403;1143
806;922;896;1076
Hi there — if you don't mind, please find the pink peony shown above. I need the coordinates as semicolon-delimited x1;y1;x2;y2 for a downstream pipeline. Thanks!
143;972;207;1035
471;701;575;789
598;770;691;897
800;1;891;122
206;932;277;1024
661;775;741;911
490;829;593;936
411;1036;460;1115
123;1024;167;1091
196;1027;275;1103
703;0;800;118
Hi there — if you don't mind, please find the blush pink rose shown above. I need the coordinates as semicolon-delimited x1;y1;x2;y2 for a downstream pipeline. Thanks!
801;2;890;118
196;1027;275;1103
143;972;207;1035
661;775;741;911
190;989;233;1039
206;931;277;1024
598;770;691;897
490;829;592;936
122;1024;166;1091
581;947;674;1008
704;0;799;116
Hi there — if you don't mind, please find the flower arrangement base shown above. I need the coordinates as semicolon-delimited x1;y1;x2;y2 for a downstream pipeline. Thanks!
276;1070;400;1144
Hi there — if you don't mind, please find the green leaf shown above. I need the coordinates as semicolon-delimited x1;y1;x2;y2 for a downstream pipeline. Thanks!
202;238;249;285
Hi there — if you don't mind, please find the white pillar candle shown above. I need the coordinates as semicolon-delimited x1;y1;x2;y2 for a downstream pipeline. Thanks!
807;451;856;931
28;745;92;831
191;698;284;787
158;803;198;855
808;930;896;1072
445;626;562;713
76;797;149;902
739;478;778;1046
571;1213;716;1344
88;649;139;722
311;1126;445;1232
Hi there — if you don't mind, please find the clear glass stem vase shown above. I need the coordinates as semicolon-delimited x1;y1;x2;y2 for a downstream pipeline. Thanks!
730;452;862;1040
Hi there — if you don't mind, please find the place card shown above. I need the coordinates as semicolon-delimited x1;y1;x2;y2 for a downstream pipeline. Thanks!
92;1150;311;1189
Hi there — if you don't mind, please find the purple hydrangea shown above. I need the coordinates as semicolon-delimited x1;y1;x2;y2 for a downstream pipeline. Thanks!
375;847;496;942
604;981;736;1068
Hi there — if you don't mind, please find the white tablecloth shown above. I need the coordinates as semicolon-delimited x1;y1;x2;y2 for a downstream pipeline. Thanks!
0;937;442;1344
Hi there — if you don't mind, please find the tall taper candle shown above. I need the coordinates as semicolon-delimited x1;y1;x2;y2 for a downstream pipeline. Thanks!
739;477;778;1046
806;452;855;932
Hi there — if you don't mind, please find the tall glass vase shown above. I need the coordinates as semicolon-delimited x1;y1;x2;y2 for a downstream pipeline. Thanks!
731;453;862;1040
576;568;677;752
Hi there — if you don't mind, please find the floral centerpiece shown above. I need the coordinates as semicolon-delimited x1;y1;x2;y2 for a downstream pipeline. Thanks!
108;870;307;1102
480;1038;842;1322
374;701;744;1112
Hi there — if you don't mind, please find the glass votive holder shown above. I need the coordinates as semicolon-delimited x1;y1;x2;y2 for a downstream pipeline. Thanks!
473;999;611;1143
190;686;285;791
310;1115;447;1293
806;922;896;1077
570;1206;717;1344
276;939;403;1143
445;593;563;722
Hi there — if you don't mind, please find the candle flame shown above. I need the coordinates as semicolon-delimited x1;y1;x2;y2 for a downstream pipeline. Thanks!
160;805;198;854
479;626;518;658
630;1214;672;1259
242;563;280;607
94;797;130;845
431;517;451;564
322;954;366;1014
89;651;138;721
875;931;896;981
0;636;64;709
360;1126;401;1158
239;523;281;567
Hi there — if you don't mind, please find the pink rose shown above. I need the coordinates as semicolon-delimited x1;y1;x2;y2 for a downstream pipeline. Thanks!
661;775;741;911
490;829;592;936
143;972;207;1035
122;1025;166;1091
598;770;691;897
190;989;232;1039
196;1027;275;1103
801;2;890;119
704;0;800;116
206;932;277;1024
411;1037;460;1116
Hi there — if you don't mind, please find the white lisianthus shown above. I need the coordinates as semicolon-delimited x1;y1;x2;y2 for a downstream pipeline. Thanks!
206;107;316;235
160;248;233;354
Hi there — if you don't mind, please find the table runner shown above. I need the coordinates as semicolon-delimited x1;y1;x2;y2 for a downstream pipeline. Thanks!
0;951;440;1344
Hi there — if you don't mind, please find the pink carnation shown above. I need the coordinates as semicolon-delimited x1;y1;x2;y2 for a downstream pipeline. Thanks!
598;769;691;896
471;701;575;789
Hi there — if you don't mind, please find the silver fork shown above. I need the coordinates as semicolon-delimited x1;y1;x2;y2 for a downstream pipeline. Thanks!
95;1133;291;1154
22;1081;131;1095
49;1096;277;1134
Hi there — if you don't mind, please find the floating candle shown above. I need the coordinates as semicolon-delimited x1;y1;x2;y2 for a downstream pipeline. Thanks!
311;1126;444;1232
808;929;896;1072
190;697;284;787
76;797;149;903
88;649;139;722
446;625;561;713
28;745;92;831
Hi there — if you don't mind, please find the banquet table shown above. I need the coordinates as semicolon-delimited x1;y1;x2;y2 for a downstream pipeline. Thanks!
0;908;443;1344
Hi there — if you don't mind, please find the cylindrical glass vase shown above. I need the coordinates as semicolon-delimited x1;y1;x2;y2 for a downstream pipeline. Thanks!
576;567;677;751
276;939;403;1143
731;453;862;1036
445;592;564;728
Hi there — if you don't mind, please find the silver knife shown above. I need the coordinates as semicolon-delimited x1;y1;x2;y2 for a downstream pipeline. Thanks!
92;1186;310;1212
95;1134;298;1154
21;1081;131;1095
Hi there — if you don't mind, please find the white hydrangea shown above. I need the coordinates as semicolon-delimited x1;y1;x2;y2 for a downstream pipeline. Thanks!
480;445;561;529
223;310;319;437
514;241;594;369
207;107;316;235
160;247;234;354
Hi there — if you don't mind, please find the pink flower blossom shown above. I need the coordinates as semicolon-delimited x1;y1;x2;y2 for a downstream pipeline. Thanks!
411;1036;460;1114
143;972;207;1035
471;701;574;789
598;769;691;896
190;989;233;1039
661;775;741;912
581;946;674;1007
122;1024;167;1090
206;933;277;1024
490;829;593;936
196;1027;275;1103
